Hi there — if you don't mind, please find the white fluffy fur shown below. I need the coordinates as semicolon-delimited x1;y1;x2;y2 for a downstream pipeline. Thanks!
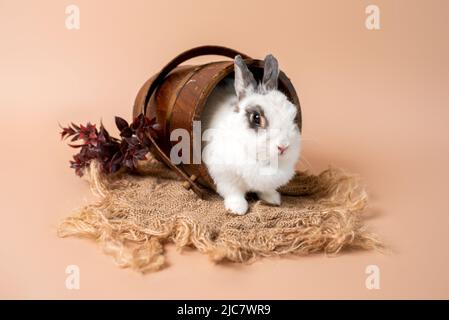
201;74;301;215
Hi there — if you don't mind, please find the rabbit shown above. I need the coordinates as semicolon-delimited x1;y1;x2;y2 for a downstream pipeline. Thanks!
201;54;301;215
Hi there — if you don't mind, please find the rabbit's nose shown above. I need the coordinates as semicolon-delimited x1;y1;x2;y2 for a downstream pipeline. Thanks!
277;145;288;155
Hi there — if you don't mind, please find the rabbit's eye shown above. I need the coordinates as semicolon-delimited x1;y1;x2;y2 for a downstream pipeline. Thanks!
246;105;267;130
250;111;266;128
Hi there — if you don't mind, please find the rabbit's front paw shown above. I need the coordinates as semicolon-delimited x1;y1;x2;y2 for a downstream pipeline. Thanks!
257;190;281;206
224;196;248;215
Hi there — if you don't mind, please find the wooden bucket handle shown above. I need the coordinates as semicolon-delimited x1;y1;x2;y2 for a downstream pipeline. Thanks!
141;46;252;198
143;46;251;113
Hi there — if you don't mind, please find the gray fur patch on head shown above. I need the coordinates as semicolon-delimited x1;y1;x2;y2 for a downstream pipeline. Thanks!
234;55;257;100
232;101;240;113
262;54;279;91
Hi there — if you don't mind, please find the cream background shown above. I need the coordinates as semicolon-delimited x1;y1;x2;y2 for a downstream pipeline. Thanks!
0;0;448;299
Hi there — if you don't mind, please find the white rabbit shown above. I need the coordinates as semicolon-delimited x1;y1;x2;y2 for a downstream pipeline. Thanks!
201;54;301;215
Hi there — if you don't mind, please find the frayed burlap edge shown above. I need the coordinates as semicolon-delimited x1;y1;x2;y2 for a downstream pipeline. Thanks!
58;160;383;273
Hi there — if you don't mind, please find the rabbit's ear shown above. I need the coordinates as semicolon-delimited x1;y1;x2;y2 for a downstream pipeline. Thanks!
262;54;279;91
234;55;257;100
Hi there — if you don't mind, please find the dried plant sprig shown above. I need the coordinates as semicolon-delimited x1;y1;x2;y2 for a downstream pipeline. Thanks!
60;114;161;176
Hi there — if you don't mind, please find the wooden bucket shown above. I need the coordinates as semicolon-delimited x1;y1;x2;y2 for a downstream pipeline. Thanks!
133;46;302;198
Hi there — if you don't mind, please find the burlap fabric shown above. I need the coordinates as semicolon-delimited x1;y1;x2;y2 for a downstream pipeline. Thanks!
58;155;382;273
